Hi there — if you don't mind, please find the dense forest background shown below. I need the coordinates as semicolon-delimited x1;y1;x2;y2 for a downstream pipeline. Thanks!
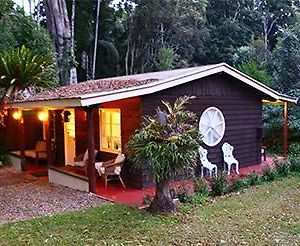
1;0;300;149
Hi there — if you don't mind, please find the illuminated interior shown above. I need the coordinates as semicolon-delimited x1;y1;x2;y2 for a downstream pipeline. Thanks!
66;112;75;139
100;109;121;153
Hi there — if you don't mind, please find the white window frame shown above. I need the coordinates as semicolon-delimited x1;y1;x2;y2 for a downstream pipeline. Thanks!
99;108;122;154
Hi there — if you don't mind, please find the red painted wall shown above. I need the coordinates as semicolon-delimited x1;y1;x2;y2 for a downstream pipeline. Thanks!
0;110;43;151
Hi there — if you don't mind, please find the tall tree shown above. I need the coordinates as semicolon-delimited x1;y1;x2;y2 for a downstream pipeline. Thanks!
203;0;256;64
68;0;127;81
253;0;299;51
273;30;300;94
125;0;208;74
69;0;77;83
44;0;77;85
92;0;101;79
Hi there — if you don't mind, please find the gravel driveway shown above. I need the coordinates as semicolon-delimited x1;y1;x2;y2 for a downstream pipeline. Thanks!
0;167;106;224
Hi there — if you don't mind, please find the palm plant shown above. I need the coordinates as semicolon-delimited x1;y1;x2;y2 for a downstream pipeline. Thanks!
0;45;57;104
126;96;200;214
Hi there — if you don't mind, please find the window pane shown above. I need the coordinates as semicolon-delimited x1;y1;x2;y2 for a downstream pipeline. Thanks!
112;125;121;137
101;111;109;124
111;111;120;124
100;109;121;153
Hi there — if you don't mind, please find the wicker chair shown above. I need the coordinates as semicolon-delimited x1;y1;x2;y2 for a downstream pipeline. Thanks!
95;154;126;188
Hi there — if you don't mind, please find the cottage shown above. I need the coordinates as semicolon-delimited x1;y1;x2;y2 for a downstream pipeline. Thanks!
2;63;297;193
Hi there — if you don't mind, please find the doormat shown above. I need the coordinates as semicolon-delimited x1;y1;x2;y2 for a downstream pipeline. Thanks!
31;171;48;177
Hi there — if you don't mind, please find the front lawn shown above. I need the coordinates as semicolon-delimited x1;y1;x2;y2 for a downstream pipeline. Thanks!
0;176;299;245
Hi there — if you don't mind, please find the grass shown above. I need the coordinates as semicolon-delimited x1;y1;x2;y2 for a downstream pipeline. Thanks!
0;176;299;245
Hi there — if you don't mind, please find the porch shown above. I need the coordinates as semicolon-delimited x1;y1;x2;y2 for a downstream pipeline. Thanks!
4;97;143;193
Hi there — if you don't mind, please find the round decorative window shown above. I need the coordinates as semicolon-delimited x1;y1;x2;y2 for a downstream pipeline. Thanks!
199;107;225;147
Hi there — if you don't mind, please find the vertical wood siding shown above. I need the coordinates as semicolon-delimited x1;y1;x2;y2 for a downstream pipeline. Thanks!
74;98;141;185
75;108;88;155
53;110;65;165
141;73;263;171
100;97;141;153
0;110;43;151
100;97;142;187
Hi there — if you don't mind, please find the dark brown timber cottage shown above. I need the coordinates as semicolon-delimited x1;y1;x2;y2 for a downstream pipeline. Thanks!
2;63;298;191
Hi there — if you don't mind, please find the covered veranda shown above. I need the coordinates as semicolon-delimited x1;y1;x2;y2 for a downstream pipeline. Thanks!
7;105;129;194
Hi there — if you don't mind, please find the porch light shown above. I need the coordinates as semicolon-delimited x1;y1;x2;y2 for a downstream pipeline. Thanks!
38;110;49;122
12;110;22;120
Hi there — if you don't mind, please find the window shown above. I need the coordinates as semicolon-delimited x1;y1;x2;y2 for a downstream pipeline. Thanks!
99;109;121;153
199;107;225;147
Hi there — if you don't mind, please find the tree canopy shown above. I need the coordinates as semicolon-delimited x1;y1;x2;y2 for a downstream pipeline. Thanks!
0;0;54;55
2;0;300;148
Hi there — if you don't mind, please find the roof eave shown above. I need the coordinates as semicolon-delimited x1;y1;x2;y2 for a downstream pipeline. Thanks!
10;98;82;109
221;64;298;104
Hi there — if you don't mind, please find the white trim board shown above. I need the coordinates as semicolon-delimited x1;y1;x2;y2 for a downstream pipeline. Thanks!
11;63;298;109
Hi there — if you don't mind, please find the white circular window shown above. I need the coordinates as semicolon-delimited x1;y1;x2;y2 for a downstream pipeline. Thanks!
199;107;225;147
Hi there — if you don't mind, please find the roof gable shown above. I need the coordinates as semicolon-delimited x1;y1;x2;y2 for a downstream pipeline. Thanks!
11;63;298;108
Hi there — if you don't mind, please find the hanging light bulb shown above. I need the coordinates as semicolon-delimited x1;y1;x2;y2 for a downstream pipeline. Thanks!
38;110;49;122
12;110;22;120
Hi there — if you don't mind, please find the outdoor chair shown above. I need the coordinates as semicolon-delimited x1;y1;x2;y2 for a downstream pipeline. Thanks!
24;140;47;164
95;154;126;188
222;142;239;175
198;146;218;177
74;149;98;167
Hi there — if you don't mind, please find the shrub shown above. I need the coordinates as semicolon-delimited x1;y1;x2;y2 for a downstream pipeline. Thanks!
193;178;209;196
289;158;300;173
210;173;228;196
228;176;248;192
170;184;192;204
288;144;300;173
176;193;193;204
191;193;208;205
142;194;154;206
171;182;209;205
245;171;260;186
0;146;10;168
261;167;278;182
274;159;290;177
